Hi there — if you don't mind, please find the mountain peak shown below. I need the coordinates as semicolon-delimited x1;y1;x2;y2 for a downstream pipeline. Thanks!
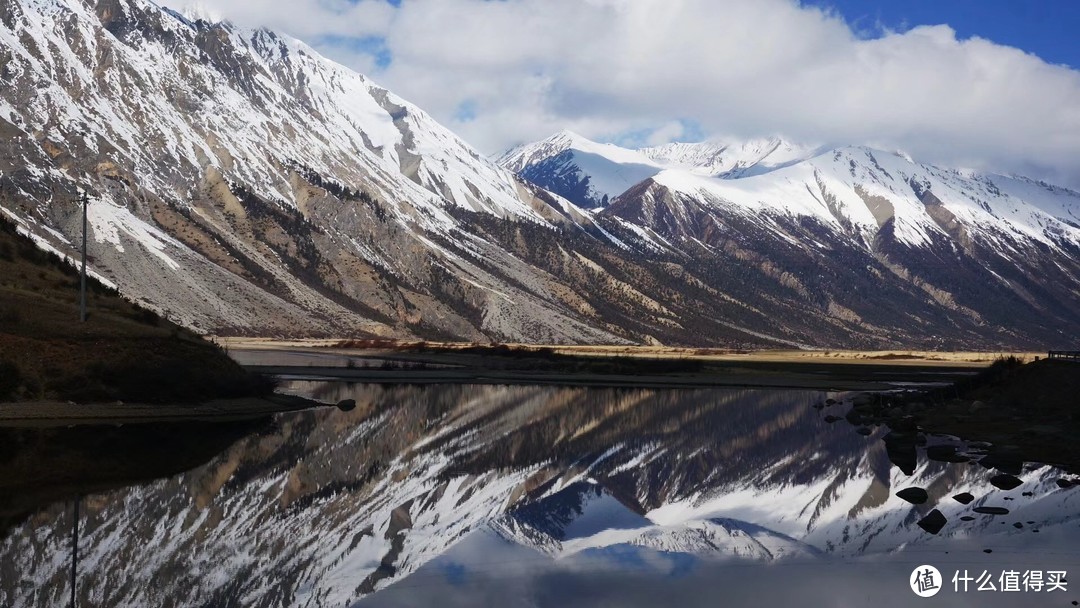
173;2;225;24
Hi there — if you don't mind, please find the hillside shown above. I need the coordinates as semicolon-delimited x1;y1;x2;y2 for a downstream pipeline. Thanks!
0;214;272;403
504;133;1080;349
1;0;1077;349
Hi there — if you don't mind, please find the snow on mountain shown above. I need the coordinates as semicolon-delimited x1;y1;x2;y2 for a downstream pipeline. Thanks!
640;137;817;178
501;130;1080;348
496;132;818;209
1;0;538;225
645;145;1080;251
498;130;664;208
2;0;1079;349
0;0;640;343
502;130;1079;253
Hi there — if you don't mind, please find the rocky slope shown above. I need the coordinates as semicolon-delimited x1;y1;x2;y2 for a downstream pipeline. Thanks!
2;0;1077;349
504;133;1080;348
0;213;272;404
0;0;622;343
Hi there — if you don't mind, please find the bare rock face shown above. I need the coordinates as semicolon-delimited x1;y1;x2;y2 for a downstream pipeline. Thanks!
2;0;1079;348
0;0;630;343
507;134;1080;350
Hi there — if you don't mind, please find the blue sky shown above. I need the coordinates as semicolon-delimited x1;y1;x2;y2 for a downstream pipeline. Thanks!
338;0;1080;72
184;0;1080;187
810;0;1080;68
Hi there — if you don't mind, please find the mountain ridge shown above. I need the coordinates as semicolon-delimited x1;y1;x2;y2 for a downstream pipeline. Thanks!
1;0;1078;349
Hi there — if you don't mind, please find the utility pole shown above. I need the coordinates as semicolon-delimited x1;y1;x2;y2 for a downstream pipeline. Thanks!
70;494;80;608
79;190;88;323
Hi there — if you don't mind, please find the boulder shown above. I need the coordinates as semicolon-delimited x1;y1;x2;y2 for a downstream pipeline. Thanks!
896;487;929;504
926;445;968;463
952;492;975;505
989;474;1023;491
917;509;947;535
978;452;1023;476
973;506;1010;515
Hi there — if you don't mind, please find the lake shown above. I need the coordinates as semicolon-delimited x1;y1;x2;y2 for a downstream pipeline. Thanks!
2;382;1078;607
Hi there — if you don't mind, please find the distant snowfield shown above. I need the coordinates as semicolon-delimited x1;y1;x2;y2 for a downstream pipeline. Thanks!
504;131;1080;252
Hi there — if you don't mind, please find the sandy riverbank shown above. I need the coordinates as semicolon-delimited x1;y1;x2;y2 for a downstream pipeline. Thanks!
215;337;1040;367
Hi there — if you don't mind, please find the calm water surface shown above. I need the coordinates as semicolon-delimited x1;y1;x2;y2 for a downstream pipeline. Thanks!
1;382;1078;607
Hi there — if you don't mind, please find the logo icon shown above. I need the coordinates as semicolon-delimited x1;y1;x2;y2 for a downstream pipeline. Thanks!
911;565;942;597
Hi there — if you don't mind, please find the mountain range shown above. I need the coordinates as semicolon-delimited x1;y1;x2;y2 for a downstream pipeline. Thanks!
1;0;1078;348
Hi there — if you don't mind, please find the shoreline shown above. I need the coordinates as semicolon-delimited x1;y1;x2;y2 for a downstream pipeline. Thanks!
214;337;1040;367
250;365;960;391
0;394;325;427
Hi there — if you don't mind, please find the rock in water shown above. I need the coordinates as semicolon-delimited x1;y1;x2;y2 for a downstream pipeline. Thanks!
978;452;1023;475
336;399;357;412
917;509;947;534
953;492;975;505
884;431;917;476
896;487;929;505
973;506;1010;515
990;473;1023;491
926;444;968;463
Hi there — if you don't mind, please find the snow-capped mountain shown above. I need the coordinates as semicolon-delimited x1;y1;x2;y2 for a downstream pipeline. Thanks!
0;0;617;342
496;132;817;208
1;0;1078;348
503;132;1080;348
639;137;817;178
498;130;665;208
3;383;1078;606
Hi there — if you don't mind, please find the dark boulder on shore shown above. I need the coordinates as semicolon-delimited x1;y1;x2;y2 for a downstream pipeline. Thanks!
973;506;1010;515
896;487;929;505
989;474;1023;491
978;452;1024;476
917;509;947;534
884;431;918;475
926;444;969;463
953;492;975;505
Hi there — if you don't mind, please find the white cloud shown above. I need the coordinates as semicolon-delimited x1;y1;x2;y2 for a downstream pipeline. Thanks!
645;121;688;147
177;0;1080;187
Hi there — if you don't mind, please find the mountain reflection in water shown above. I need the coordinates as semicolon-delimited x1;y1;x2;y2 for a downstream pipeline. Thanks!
2;383;1078;607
